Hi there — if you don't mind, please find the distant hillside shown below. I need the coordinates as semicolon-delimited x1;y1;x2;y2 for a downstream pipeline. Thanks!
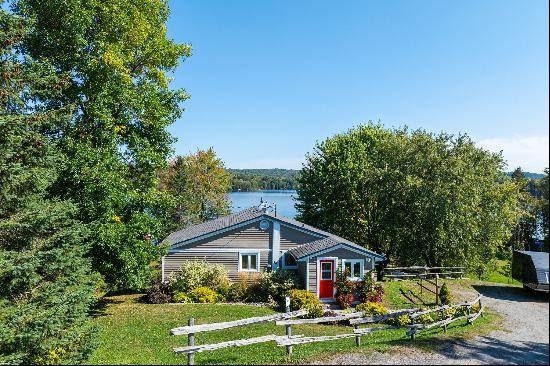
228;169;300;191
507;171;545;179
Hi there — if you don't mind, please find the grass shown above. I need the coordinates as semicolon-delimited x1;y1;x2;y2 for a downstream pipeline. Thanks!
87;285;500;365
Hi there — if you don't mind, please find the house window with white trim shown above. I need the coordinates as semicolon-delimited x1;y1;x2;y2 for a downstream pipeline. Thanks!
239;252;260;272
342;259;363;280
281;251;297;269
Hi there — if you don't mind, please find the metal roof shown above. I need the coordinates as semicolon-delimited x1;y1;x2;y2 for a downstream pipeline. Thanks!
517;251;549;284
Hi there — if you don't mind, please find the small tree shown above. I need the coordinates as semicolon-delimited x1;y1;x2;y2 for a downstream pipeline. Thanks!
439;283;453;305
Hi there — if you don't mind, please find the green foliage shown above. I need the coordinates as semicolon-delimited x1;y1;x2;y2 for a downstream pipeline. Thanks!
288;289;323;318
14;0;192;290
168;260;229;293
171;291;191;304
385;315;412;326
438;283;452;305
443;308;457;319
469;258;498;280
226;282;250;302
248;270;302;304
334;268;355;309
228;169;300;191
160;149;231;231
296;123;521;267
356;302;388;316
0;9;98;363
144;277;171;304
415;314;435;325
356;274;384;303
188;287;218;303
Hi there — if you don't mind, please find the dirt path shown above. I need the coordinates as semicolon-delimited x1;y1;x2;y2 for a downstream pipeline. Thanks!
310;283;549;365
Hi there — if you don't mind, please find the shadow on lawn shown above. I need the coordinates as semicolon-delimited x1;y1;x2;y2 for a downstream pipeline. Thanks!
472;284;549;303
90;289;143;318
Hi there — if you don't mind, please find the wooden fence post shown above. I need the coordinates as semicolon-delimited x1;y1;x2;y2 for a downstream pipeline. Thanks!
284;296;292;356
466;305;471;325
478;296;483;318
188;318;195;366
420;277;423;295
440;308;447;332
354;325;361;346
435;274;439;306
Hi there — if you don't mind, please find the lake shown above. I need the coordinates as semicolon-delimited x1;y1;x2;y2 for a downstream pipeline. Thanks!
228;190;298;218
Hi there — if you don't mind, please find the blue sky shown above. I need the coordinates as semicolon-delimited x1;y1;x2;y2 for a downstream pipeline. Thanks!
166;0;549;172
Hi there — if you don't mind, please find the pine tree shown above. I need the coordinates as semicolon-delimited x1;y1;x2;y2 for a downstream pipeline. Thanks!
0;9;98;364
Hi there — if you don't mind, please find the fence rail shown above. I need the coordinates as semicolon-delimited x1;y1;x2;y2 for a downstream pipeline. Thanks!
170;294;484;365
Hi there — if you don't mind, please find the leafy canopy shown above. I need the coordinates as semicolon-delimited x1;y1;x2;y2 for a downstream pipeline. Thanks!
296;123;521;267
14;0;191;289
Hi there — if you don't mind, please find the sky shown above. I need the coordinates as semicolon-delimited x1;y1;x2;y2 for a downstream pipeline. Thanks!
166;0;549;172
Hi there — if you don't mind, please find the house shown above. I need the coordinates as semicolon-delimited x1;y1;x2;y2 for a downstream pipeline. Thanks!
512;250;549;292
162;203;386;301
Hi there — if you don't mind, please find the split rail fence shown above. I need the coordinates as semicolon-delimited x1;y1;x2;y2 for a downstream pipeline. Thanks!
170;294;484;365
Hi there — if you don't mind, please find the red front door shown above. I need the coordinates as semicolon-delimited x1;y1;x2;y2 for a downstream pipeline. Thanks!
319;260;335;299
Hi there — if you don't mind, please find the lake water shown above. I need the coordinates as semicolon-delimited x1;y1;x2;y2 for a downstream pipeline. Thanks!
228;190;298;218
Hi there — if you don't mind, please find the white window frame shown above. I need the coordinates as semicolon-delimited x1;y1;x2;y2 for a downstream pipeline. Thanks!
280;250;298;269
239;251;261;272
342;259;364;280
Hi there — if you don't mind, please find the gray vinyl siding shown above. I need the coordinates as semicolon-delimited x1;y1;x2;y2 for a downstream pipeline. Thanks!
183;221;272;250
305;247;376;296
308;259;317;294
165;221;272;281
164;251;269;281
280;225;320;250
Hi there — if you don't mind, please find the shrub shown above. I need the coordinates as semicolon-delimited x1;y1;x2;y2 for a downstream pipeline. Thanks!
226;282;249;302
246;270;302;304
439;283;452;305
336;293;354;309
454;306;468;318
189;287;218;303
145;277;171;304
335;268;355;309
168;261;229;292
443;307;456;319
217;283;230;302
288;289;323;318
172;290;192;303
356;301;388;316
414;314;434;325
386;315;412;326
471;304;481;313
303;302;325;318
356;272;384;303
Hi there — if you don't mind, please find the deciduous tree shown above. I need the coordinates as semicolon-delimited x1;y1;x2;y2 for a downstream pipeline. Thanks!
14;0;191;289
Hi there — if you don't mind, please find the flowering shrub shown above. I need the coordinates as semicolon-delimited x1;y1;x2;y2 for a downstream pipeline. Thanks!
335;268;355;309
356;272;384;303
386;314;412;326
356;301;388;316
172;290;191;303
288;289;324;318
415;314;434;325
470;304;481;313
188;287;218;303
169;260;229;292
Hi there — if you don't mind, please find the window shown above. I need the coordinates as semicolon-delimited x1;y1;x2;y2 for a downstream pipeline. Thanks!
321;261;333;280
281;251;297;269
342;259;363;279
239;252;260;272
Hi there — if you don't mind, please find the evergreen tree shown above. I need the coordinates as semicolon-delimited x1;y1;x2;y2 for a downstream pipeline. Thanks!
0;8;98;364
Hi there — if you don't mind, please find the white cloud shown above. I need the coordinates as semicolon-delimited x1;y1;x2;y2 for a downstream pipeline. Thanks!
476;135;549;173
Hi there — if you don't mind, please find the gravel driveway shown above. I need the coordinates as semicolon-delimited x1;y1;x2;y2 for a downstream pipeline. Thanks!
310;283;549;365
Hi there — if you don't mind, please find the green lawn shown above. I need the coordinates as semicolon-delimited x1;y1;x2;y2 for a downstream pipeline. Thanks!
87;289;499;365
